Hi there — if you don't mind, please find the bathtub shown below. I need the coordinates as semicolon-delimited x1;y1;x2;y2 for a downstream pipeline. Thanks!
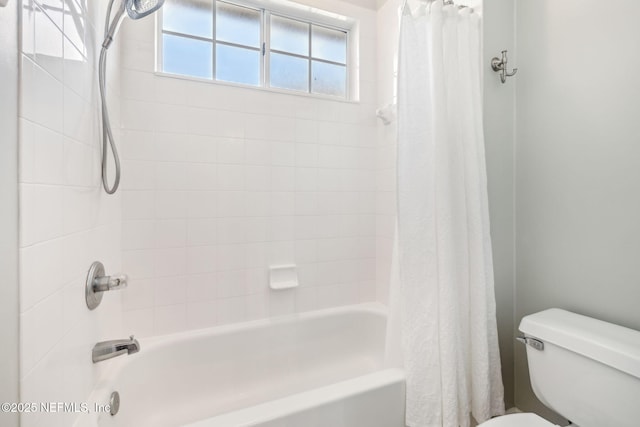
77;303;405;427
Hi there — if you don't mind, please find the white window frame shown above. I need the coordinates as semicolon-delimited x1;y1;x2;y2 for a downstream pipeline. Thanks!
155;0;356;100
264;11;350;97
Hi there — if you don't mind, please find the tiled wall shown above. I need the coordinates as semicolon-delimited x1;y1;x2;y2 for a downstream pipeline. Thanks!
119;0;380;336
18;1;123;426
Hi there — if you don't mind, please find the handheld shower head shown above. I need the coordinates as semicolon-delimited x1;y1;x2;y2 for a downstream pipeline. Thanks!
102;0;165;49
125;0;165;20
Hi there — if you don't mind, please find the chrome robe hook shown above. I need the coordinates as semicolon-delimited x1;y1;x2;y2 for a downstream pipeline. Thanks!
491;50;518;83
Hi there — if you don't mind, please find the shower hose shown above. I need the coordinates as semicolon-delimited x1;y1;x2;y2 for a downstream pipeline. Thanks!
98;2;121;195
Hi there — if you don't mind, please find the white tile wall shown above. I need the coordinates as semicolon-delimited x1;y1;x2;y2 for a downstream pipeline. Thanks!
120;0;380;336
18;1;123;426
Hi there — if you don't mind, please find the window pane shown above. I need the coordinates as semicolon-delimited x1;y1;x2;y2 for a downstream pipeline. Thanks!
312;26;347;64
311;61;346;97
216;44;260;86
216;2;261;47
163;34;213;79
270;15;309;56
163;0;213;39
270;52;308;92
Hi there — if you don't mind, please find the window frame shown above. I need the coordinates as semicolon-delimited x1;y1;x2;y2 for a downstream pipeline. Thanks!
265;11;350;97
156;0;352;100
214;0;265;86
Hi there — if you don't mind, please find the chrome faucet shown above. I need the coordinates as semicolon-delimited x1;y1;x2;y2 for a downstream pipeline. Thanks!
92;335;140;363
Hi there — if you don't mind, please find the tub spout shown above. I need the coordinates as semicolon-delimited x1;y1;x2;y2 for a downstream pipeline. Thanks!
92;335;140;363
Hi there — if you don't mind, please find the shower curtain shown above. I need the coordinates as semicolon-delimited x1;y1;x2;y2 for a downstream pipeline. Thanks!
385;2;505;426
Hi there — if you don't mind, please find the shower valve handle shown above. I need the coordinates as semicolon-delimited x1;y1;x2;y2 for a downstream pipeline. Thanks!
93;273;129;292
86;261;129;310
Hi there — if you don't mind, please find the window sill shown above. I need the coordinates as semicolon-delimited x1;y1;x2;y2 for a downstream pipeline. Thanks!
154;71;361;105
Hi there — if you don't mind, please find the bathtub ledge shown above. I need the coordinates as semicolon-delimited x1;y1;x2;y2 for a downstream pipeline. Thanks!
183;368;406;427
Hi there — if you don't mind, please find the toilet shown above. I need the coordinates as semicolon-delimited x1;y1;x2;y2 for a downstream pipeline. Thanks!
480;308;640;427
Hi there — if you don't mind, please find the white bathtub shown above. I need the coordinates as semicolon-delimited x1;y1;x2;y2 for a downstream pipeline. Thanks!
77;303;405;427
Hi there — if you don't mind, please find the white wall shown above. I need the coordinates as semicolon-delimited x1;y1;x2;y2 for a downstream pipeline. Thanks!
119;0;379;336
0;1;20;426
482;0;516;409
515;1;640;422
18;1;123;426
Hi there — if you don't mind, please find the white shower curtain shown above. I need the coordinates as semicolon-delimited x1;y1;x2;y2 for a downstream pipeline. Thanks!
385;2;505;426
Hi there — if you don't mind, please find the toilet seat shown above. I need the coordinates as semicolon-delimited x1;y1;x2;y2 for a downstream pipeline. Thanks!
478;413;558;427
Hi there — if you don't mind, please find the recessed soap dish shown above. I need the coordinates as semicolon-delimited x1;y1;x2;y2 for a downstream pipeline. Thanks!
269;265;299;290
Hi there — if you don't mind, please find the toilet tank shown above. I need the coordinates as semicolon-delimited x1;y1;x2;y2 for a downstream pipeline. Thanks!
519;309;640;427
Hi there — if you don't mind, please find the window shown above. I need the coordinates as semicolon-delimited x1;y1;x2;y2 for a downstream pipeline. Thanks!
159;0;350;98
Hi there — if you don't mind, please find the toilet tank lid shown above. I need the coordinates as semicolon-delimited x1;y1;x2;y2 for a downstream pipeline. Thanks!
519;308;640;379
